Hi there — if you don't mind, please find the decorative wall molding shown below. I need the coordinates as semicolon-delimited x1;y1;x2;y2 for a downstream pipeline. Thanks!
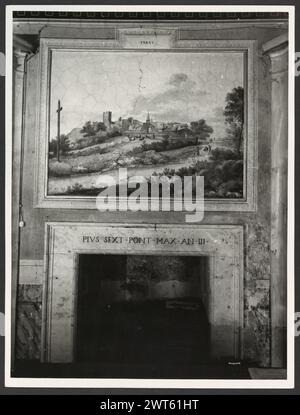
12;48;29;368
118;27;177;49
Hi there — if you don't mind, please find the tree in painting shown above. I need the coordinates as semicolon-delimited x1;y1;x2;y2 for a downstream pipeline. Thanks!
224;86;244;155
49;134;71;158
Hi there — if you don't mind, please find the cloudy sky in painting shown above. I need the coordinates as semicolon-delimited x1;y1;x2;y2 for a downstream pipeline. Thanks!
49;51;243;138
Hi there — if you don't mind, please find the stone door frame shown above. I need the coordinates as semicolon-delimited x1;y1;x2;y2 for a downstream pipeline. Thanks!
41;223;244;363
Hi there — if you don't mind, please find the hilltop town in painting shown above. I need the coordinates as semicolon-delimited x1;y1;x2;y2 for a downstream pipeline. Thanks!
47;51;245;198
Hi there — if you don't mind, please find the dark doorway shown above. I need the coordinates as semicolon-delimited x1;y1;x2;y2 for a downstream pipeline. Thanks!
76;254;210;378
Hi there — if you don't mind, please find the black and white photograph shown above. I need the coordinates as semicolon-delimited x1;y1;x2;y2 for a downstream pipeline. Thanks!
4;5;294;390
46;50;245;200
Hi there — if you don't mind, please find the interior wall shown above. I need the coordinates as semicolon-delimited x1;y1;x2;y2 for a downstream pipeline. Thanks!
78;254;206;303
15;23;287;367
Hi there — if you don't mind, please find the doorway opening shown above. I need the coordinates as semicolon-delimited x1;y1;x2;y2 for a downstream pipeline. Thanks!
76;254;211;378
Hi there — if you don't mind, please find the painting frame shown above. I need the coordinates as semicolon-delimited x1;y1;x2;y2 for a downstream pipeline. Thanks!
34;26;257;211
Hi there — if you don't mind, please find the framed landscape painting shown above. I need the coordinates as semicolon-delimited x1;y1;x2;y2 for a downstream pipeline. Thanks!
34;32;257;210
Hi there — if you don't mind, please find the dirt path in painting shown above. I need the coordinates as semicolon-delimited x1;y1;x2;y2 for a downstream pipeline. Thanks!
48;156;209;195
